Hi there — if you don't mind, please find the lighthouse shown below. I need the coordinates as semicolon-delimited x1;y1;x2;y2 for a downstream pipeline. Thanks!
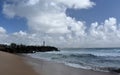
43;41;45;46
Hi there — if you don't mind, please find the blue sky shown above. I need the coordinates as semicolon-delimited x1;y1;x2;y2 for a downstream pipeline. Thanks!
0;0;27;33
67;0;120;26
0;0;120;47
0;0;120;33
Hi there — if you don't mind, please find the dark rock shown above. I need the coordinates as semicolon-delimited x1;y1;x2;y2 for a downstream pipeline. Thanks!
110;68;120;73
0;43;59;53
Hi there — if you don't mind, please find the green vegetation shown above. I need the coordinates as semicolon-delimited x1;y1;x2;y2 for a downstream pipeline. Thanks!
0;43;59;53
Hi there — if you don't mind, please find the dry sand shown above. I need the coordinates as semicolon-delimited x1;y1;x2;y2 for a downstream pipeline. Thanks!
0;51;38;75
0;51;119;75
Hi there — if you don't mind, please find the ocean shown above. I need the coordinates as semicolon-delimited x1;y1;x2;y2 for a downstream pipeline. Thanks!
27;48;120;72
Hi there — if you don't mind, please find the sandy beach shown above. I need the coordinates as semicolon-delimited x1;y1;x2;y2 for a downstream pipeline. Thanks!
0;51;38;75
0;51;119;75
24;56;119;75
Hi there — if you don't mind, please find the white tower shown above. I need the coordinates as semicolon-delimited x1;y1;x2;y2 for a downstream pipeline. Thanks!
43;41;45;46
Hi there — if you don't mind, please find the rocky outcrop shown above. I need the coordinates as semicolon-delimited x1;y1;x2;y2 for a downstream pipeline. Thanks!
0;43;59;53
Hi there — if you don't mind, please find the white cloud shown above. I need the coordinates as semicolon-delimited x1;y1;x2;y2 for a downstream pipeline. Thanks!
85;17;120;48
55;0;95;9
2;0;120;48
13;31;27;36
0;27;8;44
3;0;94;34
0;27;6;34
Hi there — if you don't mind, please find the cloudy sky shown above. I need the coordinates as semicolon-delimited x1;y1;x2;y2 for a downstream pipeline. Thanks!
0;0;120;48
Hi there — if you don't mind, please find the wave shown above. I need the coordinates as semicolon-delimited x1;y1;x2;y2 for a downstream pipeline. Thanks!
28;53;120;73
64;62;118;72
69;54;97;58
27;49;120;73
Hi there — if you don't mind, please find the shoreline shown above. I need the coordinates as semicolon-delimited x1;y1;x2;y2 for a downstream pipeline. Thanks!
0;51;39;75
0;51;119;75
23;55;118;75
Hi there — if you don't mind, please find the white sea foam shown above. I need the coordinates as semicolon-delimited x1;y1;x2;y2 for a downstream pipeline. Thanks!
27;48;120;72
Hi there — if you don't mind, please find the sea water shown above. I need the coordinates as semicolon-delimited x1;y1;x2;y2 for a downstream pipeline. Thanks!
27;48;120;72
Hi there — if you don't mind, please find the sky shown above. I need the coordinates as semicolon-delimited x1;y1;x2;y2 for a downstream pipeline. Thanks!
0;0;120;48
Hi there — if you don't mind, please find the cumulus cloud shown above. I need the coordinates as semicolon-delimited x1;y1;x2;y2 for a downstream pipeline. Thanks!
0;27;6;34
55;0;95;9
0;27;8;44
86;17;120;48
3;0;94;34
1;0;120;48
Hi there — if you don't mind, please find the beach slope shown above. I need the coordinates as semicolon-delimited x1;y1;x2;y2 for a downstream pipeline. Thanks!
0;51;38;75
25;57;119;75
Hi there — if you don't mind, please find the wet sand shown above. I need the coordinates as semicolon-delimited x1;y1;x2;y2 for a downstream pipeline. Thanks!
24;56;119;75
1;51;119;75
0;51;38;75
